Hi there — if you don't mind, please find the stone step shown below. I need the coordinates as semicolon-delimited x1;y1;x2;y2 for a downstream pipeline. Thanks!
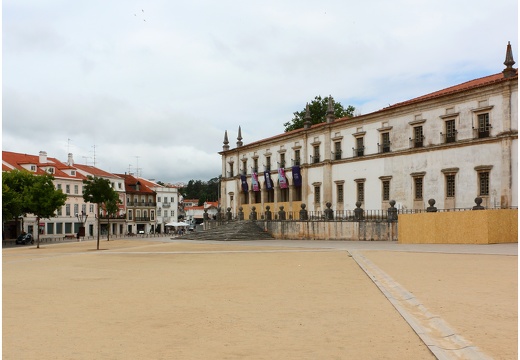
179;221;273;241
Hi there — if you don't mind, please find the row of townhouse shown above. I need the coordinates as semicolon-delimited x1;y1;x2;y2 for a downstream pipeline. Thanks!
219;42;518;218
2;151;181;239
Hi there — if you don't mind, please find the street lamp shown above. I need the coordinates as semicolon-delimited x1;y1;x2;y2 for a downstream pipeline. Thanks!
76;211;88;241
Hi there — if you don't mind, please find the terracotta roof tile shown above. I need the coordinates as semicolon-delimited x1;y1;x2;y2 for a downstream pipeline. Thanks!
383;72;517;110
114;173;155;194
74;163;121;179
2;151;86;180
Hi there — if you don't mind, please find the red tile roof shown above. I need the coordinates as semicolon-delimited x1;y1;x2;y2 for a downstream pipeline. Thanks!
73;163;122;179
2;151;86;180
136;177;162;189
382;72;517;110
114;173;155;194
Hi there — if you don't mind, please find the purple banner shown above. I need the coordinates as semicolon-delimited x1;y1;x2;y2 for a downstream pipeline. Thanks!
278;168;288;189
240;175;249;192
292;166;302;187
251;172;260;192
264;171;273;190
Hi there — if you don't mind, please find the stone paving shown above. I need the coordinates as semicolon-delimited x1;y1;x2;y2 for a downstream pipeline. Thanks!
3;238;517;359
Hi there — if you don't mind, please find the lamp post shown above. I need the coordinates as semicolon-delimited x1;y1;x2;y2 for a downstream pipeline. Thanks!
76;211;88;241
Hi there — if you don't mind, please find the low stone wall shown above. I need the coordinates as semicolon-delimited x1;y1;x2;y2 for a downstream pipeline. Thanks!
398;209;518;244
259;220;398;241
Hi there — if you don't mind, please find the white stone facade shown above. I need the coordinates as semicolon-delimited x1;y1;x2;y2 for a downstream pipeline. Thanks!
220;69;517;217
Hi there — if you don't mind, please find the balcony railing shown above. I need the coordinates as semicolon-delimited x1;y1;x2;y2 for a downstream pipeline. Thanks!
352;146;365;157
98;214;126;219
473;126;491;139
292;159;301;166
377;142;391;153
126;201;157;207
409;136;424;148
332;150;342;160
162;202;171;208
440;131;457;144
134;216;151;221
310;155;320;164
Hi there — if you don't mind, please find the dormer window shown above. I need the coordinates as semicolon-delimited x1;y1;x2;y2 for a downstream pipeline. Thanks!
30;165;36;171
71;170;76;176
47;167;54;174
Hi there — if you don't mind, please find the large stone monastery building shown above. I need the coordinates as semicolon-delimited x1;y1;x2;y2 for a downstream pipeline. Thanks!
219;43;518;218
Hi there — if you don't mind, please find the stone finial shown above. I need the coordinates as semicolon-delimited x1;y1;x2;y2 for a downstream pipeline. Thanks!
223;130;230;151
426;198;437;212
250;206;257;220
303;103;312;129
237;126;243;147
326;95;336;123
226;207;232;221
324;202;334;221
472;197;485;210
503;41;516;78
278;206;286;220
354;201;364;221
299;203;308;220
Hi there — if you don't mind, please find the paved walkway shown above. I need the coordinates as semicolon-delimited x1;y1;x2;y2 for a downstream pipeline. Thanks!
169;238;518;255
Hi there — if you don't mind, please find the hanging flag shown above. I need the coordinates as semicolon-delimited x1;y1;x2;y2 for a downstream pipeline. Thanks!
251;172;260;192
240;175;249;192
292;166;302;187
278;168;288;189
264;171;273;190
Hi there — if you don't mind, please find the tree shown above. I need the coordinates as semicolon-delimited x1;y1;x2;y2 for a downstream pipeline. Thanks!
179;177;220;205
23;174;67;248
104;197;121;242
82;176;119;250
2;180;24;225
2;170;35;228
283;95;355;132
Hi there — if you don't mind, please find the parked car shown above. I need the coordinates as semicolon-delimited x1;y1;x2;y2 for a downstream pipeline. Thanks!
16;233;34;245
138;230;144;234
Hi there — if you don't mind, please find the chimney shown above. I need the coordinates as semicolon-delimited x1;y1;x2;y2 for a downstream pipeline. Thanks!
39;151;47;164
67;153;74;166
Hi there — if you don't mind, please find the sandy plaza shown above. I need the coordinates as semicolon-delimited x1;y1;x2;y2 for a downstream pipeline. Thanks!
2;238;517;359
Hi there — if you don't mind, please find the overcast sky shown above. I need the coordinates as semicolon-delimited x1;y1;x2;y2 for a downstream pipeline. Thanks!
3;0;518;183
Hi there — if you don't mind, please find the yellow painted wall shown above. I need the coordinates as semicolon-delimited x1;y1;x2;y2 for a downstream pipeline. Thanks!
398;210;518;244
240;202;302;220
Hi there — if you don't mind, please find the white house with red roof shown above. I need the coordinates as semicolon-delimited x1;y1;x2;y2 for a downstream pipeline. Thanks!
184;201;219;224
2;150;97;238
136;177;180;234
3;151;180;239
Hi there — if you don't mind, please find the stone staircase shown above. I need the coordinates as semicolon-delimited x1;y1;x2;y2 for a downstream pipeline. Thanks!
178;221;274;241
